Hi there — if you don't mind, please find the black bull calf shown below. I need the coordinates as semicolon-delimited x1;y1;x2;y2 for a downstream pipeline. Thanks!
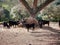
22;20;35;32
3;22;10;28
38;20;49;28
9;21;20;27
23;23;35;32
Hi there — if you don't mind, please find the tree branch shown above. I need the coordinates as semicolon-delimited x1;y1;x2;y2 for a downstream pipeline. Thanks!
19;0;33;14
33;0;37;9
35;0;55;14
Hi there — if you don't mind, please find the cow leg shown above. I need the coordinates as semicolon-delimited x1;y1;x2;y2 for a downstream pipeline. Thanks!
48;22;49;26
27;28;29;32
7;25;10;28
32;25;35;31
13;25;15;28
14;25;16;28
9;24;12;28
33;26;35;30
39;22;43;28
40;24;42;28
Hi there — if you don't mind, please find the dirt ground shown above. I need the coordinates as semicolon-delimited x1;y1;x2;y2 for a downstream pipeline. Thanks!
0;22;60;45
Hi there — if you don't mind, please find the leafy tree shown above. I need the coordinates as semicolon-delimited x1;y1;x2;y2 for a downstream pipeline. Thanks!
42;5;60;22
2;7;10;21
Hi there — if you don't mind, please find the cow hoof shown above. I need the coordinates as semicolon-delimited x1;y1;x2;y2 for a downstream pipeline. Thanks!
27;30;29;32
29;44;31;45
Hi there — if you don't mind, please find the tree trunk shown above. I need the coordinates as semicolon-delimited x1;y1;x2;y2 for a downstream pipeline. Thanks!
19;0;55;17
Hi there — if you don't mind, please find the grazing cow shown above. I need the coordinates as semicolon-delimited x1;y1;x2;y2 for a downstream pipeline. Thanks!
22;19;35;32
3;22;10;28
38;20;49;28
9;20;20;27
59;20;60;27
24;23;35;32
42;20;49;26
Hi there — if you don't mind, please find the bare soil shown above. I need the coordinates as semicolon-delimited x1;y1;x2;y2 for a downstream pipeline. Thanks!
0;22;60;45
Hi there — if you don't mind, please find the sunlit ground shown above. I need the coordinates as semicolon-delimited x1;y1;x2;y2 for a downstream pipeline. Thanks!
0;22;60;45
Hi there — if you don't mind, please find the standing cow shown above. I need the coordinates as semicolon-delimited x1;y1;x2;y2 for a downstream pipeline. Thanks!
23;23;35;32
9;20;20;27
3;22;10;28
20;16;39;32
21;18;35;32
38;20;49;28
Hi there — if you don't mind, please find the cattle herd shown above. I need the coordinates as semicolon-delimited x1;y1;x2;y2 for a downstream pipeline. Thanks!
2;18;60;32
